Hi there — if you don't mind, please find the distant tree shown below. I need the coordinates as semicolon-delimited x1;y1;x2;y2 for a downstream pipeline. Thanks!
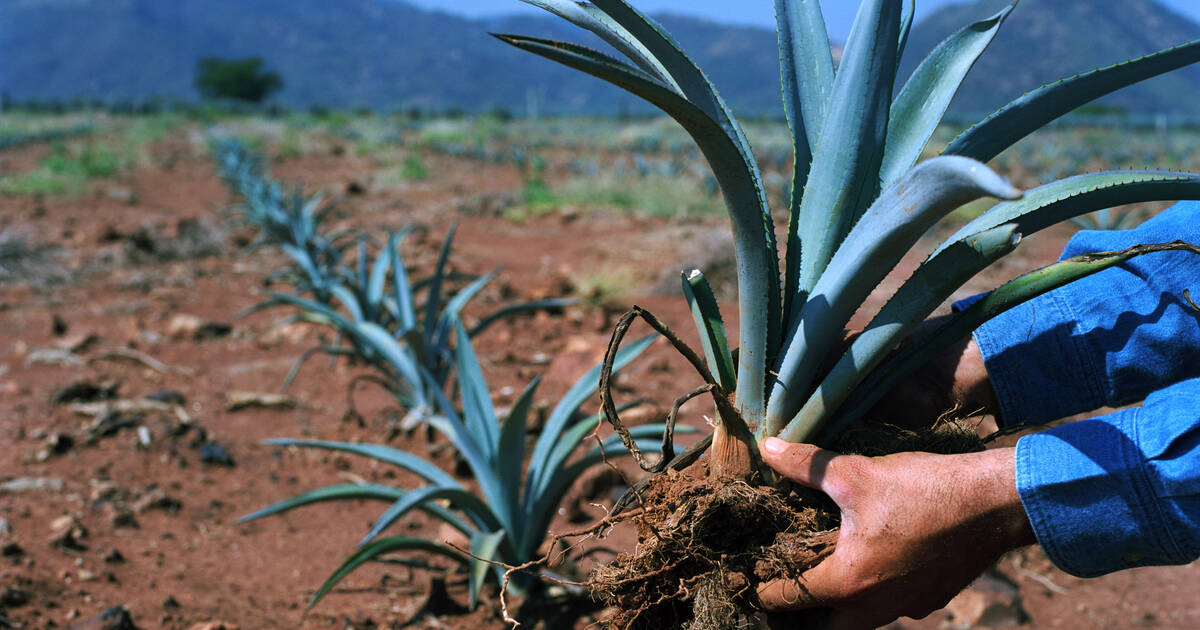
194;56;283;103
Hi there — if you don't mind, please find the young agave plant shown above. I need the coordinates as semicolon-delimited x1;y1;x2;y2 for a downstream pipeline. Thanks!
244;223;576;426
501;0;1200;466
241;324;688;608
214;138;351;299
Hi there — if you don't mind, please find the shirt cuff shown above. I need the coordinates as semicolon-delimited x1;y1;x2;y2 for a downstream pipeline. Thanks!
1015;409;1187;577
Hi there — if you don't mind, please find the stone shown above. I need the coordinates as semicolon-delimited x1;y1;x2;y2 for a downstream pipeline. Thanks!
132;488;181;514
105;186;138;205
166;314;231;341
254;322;309;348
49;516;89;552
90;479;124;503
108;506;139;529
143;390;186;406
85;410;143;443
67;605;140;630
70;399;190;425
45;432;76;456
198;443;235;467
51;379;119;405
25;348;85;368
0;586;28;607
944;569;1029;628
54;332;101;354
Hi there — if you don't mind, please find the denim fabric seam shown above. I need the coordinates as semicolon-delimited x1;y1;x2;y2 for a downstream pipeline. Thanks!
1127;405;1189;564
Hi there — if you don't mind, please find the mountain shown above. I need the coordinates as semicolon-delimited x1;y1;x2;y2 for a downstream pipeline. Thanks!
0;0;783;115
899;0;1200;118
1;0;1199;117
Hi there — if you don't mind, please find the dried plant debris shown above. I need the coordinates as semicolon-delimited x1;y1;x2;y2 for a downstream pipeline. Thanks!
0;228;71;287
225;391;301;412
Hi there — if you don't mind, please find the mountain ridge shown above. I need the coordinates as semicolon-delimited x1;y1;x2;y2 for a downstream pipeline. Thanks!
1;0;1198;117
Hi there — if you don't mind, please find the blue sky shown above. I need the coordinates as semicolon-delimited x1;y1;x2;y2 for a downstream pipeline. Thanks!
407;1;1200;42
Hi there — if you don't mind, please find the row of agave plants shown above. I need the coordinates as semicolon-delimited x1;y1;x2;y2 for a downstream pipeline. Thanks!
210;137;688;613
0;122;94;152
204;0;1200;622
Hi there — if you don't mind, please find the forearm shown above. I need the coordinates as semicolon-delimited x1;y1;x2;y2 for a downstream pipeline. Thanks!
957;447;1036;552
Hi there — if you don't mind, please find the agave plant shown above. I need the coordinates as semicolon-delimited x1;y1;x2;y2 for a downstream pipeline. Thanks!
503;0;1200;456
241;325;690;608
1069;206;1150;231
245;223;577;426
0;123;94;151
498;0;1200;622
213;138;351;299
217;138;576;422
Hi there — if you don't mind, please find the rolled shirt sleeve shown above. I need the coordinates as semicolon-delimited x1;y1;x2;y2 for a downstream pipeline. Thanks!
1016;378;1200;577
973;200;1200;427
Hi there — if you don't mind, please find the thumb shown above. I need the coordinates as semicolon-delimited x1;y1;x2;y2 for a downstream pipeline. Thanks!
759;437;843;496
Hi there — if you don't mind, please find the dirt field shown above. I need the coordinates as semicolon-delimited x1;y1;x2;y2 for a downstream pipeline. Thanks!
2;120;1198;629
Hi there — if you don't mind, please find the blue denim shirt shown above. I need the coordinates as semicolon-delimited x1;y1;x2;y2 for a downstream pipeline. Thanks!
971;201;1200;577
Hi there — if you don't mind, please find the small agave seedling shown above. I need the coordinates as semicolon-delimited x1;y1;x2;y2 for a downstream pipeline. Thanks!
242;324;691;609
501;0;1200;623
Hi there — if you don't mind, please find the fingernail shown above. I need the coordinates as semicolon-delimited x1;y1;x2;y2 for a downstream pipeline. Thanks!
761;437;788;456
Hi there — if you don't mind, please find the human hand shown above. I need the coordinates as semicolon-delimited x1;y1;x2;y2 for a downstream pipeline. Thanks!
755;437;1034;629
862;318;1000;431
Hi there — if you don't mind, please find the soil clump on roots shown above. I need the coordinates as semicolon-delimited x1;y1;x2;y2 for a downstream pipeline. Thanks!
589;422;985;629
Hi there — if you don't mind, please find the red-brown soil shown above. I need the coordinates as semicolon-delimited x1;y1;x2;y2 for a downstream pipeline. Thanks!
2;126;1197;630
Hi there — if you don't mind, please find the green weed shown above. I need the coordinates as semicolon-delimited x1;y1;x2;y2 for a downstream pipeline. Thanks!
1;140;121;196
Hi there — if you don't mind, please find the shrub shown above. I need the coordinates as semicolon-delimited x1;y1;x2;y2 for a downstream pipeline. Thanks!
1;139;120;196
195;56;284;104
